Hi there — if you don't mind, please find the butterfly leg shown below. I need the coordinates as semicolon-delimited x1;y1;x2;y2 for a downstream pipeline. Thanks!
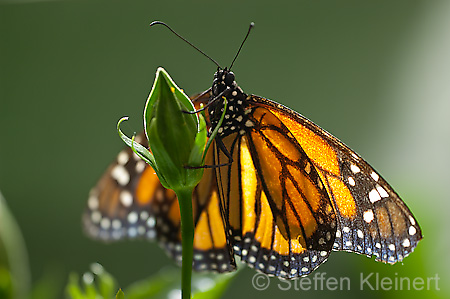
213;136;234;165
182;87;230;114
185;136;234;169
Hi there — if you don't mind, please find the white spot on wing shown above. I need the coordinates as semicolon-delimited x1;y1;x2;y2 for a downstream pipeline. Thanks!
88;195;99;210
371;171;379;181
91;211;101;223
120;190;133;207
135;160;146;173
350;164;360;173
127;211;138;224
111;165;130;186
100;218;111;229
112;219;121;230
348;176;355;186
357;229;364;239
147;216;155;228
402;239;410;247
117;151;129;165
363;209;374;223
128;227;137;237
138;211;148;221
376;185;389;198
305;162;311;174
369;189;381;203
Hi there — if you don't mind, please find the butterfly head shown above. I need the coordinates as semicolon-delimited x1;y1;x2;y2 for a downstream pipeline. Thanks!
212;68;236;97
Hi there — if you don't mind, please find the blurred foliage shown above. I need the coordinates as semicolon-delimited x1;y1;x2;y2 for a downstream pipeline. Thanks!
0;192;30;299
65;264;237;299
0;267;13;299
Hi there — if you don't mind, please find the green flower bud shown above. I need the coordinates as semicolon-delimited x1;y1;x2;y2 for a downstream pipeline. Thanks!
118;67;207;192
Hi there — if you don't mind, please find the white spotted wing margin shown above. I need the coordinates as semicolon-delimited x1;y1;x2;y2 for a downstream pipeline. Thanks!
83;131;236;273
329;151;422;264
83;132;163;242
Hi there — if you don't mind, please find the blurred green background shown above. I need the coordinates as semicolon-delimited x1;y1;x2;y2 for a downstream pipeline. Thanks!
1;0;449;298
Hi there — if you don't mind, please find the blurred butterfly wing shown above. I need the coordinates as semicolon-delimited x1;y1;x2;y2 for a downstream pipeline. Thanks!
83;132;160;241
248;95;422;264
83;93;235;272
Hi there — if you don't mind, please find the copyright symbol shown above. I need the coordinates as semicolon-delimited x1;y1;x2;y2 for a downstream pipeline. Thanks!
252;273;270;291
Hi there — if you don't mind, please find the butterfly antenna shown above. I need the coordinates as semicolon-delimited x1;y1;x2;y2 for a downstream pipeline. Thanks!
229;22;255;70
150;21;221;68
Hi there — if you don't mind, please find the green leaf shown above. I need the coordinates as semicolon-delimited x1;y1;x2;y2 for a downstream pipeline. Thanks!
65;264;118;299
90;263;116;299
65;273;85;299
0;267;13;299
117;117;156;169
116;289;125;299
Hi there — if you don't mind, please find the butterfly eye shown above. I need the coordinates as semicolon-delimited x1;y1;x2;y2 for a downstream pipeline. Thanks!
225;72;235;86
212;79;220;96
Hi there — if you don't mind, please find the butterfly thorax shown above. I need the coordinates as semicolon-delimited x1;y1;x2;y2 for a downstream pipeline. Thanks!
208;68;252;138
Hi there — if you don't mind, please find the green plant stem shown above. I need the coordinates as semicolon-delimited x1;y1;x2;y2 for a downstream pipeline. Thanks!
175;187;194;299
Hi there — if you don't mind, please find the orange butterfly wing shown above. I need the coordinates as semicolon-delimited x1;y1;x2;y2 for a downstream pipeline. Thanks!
213;108;337;278
247;95;422;264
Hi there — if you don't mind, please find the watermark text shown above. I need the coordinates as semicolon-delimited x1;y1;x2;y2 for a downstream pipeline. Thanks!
251;272;440;291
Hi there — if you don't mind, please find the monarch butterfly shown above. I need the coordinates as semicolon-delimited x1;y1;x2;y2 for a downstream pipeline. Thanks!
83;23;422;279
